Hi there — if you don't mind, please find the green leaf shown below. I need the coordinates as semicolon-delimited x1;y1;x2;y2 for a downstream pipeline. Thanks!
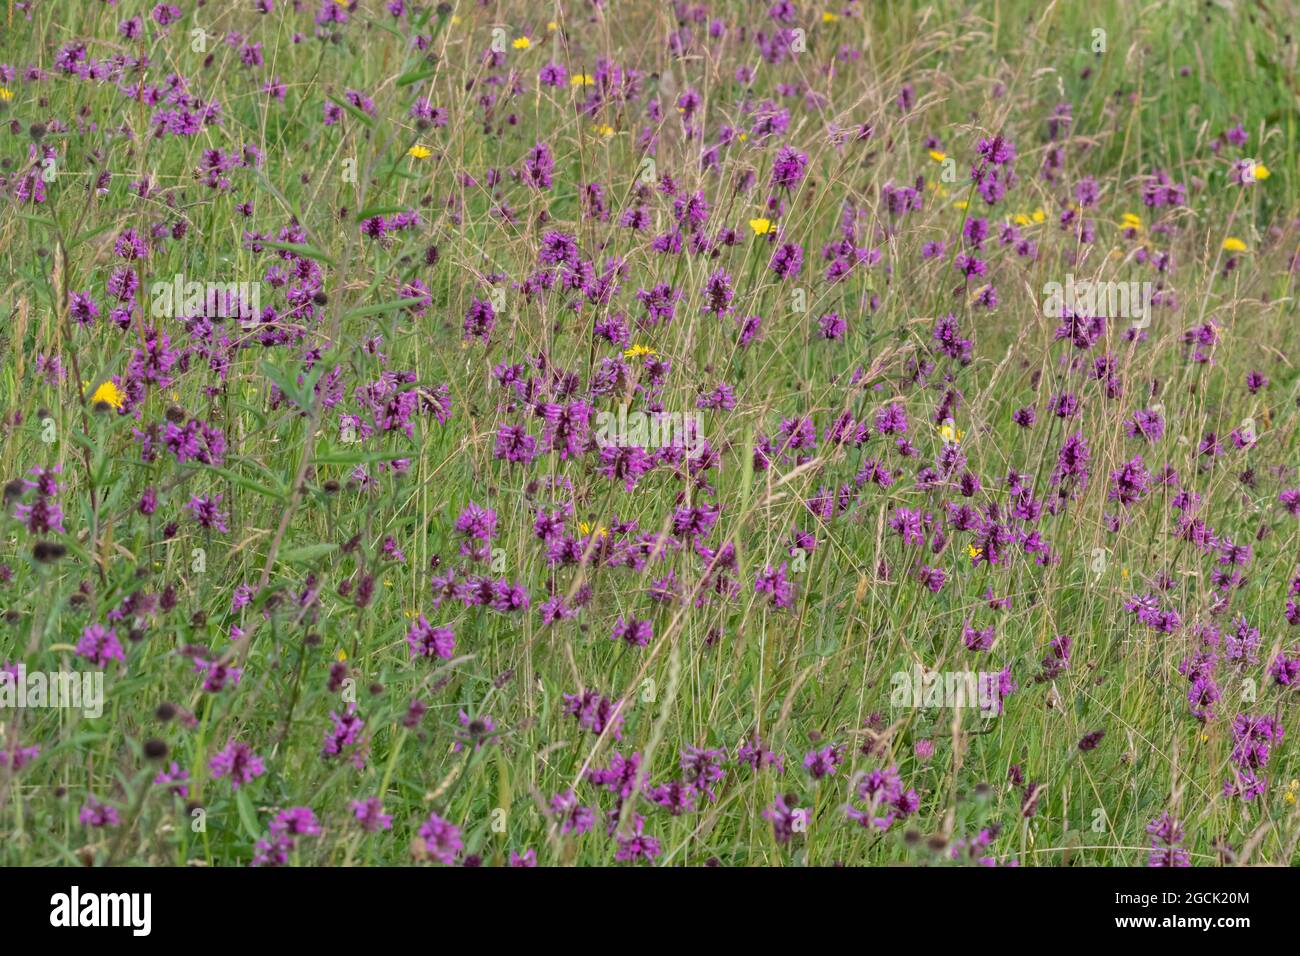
206;465;287;502
235;789;262;842
397;66;437;88
325;93;376;129
278;543;339;565
258;241;336;267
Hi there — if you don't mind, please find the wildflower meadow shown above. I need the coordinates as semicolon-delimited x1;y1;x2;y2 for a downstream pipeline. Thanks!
1;0;1299;877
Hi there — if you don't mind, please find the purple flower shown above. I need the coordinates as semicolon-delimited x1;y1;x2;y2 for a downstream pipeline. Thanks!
68;291;100;327
76;624;125;668
549;790;596;835
803;744;842;780
845;766;919;830
613;814;661;863
1146;812;1190;867
187;494;229;533
407;616;455;659
755;563;795;610
417;813;463;865
770;145;808;191
769;241;803;278
523;141;554;189
154;762;190;798
463;297;496;342
352;797;394;832
79;797;121;828
763;795;806;844
611;617;654;648
270;807;320;838
562;689;624;739
209;739;267;790
737;734;785;774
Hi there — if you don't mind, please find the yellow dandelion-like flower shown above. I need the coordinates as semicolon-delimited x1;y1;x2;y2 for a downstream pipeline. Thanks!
1222;237;1247;253
1253;163;1270;181
1031;208;1046;224
89;380;125;410
547;21;559;31
407;144;432;159
512;36;531;50
1121;212;1143;230
749;218;774;236
738;132;747;142
578;521;608;539
571;74;595;86
928;149;947;163
451;15;462;25
593;124;615;137
822;11;840;23
1121;568;1130;579
623;343;657;359
335;648;347;662
0;88;13;102
967;544;983;559
1013;213;1031;226
1285;780;1299;804
953;199;969;210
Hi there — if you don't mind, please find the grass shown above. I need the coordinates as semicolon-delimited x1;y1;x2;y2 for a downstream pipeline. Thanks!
0;0;1298;867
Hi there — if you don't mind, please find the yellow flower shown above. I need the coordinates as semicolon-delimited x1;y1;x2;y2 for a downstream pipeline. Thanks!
512;36;531;50
822;11;840;23
1013;213;1031;226
1121;212;1143;230
623;343;657;359
1031;208;1046;223
749;218;774;236
738;132;747;142
928;149;947;163
547;21;558;31
451;15;462;24
967;544;982;559
937;422;963;443
1222;237;1247;253
593;124;615;137
571;74;595;86
89;380;125;410
335;648;347;662
407;144;432;159
1285;780;1299;804
953;199;968;210
578;521;608;539
0;88;13;102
